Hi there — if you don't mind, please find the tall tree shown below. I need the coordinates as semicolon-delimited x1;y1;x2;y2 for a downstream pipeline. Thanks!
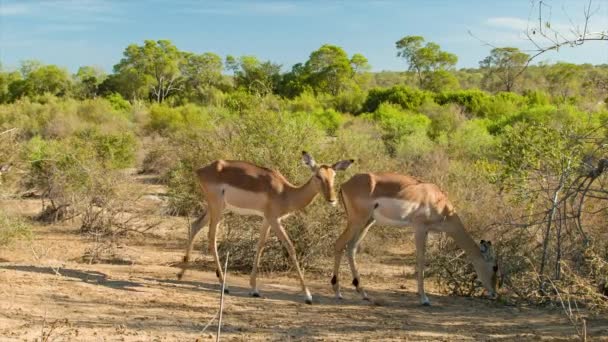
114;40;182;103
226;55;281;96
181;52;224;101
479;47;529;92
395;36;458;90
545;62;582;100
74;66;106;99
305;44;354;95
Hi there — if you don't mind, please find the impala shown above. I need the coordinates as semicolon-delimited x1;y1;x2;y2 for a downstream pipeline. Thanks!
331;172;499;305
177;151;354;304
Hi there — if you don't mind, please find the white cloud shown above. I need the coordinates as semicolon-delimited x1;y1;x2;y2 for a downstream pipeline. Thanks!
486;17;529;31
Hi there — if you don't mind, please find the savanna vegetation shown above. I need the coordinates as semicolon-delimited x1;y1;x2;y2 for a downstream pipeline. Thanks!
1;33;607;339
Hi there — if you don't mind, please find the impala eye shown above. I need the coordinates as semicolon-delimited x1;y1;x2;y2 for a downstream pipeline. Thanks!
315;174;322;180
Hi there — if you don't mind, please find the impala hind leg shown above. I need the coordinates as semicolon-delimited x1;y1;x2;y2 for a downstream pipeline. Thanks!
207;206;229;294
270;219;312;304
346;218;374;300
177;212;209;280
250;221;271;297
415;227;430;306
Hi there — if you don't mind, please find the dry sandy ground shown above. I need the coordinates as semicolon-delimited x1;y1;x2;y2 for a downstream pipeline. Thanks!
1;181;607;341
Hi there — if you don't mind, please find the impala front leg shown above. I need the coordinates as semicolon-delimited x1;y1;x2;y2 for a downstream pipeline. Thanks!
346;219;374;301
250;221;271;297
332;221;358;299
270;218;312;304
415;227;430;306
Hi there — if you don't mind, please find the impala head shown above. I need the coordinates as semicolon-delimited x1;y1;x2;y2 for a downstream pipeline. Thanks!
301;151;354;206
478;239;499;299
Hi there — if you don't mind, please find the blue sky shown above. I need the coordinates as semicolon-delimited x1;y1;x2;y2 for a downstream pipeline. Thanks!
1;0;607;73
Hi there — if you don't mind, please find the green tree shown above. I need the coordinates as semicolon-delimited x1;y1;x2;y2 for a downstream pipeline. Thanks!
395;35;458;90
12;62;72;98
226;55;281;96
545;62;581;101
350;53;372;89
278;63;309;98
114;40;182;103
181;52;224;102
305;44;355;95
480;47;529;92
0;67;22;103
74;66;106;99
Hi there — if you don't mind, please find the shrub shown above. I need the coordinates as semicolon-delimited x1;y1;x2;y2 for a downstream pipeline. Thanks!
420;101;465;139
296;109;343;136
147;103;212;134
362;103;431;155
22;130;137;222
105;92;131;112
449;119;496;159
0;210;32;246
287;91;323;113
361;86;431;113
330;89;366;114
434;89;490;117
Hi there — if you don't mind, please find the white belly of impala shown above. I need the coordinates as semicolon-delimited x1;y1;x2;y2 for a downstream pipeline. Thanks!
373;198;428;227
225;203;264;217
222;185;266;217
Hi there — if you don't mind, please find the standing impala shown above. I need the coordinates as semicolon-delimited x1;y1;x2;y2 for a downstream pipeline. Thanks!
177;151;354;304
331;172;499;305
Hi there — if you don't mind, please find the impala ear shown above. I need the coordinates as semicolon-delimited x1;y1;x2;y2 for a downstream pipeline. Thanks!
301;151;316;170
332;159;354;171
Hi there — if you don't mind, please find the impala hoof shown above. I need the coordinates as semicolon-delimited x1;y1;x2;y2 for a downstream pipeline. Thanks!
223;288;230;294
421;301;431;306
304;293;313;305
251;291;260;298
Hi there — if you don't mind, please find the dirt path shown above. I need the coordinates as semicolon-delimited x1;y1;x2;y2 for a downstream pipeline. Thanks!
1;181;607;341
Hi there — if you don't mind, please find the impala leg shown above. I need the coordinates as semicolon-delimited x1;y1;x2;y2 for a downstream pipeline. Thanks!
347;218;374;301
415;227;430;306
250;221;271;297
177;212;209;280
331;220;359;299
208;209;228;294
270;219;312;304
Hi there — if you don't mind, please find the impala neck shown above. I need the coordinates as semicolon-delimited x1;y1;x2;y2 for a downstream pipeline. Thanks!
444;214;485;270
285;176;319;212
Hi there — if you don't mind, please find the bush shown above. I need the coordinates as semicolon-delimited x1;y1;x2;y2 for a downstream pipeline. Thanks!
330;89;366;114
22;130;137;222
287;91;323;113
295;109;343;136
434;89;490;117
362;86;431;113
105;92;131;112
0;96;131;139
362;103;431;155
420;101;464;139
0;210;32;246
147;103;212;134
449;119;496;159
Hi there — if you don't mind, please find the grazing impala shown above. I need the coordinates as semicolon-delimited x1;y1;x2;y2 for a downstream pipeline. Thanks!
178;151;354;304
331;172;499;305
